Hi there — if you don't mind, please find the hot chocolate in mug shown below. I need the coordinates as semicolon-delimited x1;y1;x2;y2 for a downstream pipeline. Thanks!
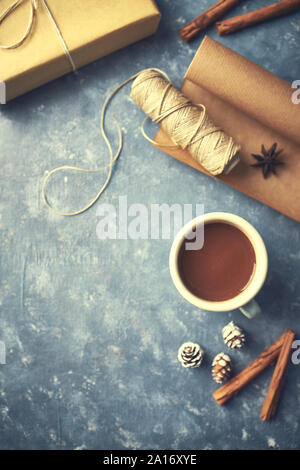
169;212;268;318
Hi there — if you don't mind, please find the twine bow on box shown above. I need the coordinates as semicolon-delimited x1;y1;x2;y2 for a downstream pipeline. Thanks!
0;0;76;71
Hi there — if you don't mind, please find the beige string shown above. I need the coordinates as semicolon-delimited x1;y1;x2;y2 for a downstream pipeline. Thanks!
41;68;240;216
0;0;76;71
131;69;240;176
41;69;172;216
42;72;141;216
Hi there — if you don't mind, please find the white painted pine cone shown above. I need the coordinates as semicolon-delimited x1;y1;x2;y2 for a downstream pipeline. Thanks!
212;352;232;383
178;342;204;368
222;321;245;349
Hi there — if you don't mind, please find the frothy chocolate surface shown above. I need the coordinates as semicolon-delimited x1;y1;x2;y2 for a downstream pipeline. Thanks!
178;222;256;302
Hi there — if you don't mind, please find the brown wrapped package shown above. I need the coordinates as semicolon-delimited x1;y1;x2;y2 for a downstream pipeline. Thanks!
155;36;300;223
0;0;161;103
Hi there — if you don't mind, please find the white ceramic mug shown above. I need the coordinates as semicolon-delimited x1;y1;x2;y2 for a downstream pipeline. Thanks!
169;212;268;319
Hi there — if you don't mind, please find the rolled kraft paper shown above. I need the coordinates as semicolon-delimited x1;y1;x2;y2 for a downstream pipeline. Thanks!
155;36;300;223
186;36;300;147
130;69;240;176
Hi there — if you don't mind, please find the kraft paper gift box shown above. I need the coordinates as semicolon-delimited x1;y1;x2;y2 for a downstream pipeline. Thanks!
0;0;161;103
155;36;300;224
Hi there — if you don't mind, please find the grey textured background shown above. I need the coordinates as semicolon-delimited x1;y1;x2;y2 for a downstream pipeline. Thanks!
0;0;300;450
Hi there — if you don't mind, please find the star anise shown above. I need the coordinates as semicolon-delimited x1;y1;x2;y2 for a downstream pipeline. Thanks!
250;143;284;179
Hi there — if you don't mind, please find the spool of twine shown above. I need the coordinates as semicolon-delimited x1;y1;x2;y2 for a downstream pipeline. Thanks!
42;68;241;216
130;69;240;175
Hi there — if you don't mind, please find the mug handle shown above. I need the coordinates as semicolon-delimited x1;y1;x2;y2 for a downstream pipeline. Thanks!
239;299;261;319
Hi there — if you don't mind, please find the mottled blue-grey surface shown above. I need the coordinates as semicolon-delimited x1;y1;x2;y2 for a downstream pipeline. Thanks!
0;0;300;450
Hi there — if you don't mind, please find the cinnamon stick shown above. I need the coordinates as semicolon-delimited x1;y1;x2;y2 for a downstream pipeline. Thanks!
260;329;295;421
213;331;288;406
216;0;300;36
179;0;241;42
